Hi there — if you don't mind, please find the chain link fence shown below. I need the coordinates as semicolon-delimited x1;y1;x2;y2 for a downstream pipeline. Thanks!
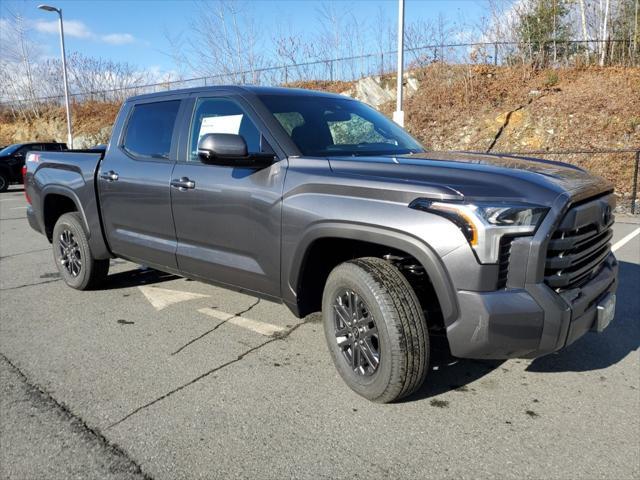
1;39;637;107
1;39;637;213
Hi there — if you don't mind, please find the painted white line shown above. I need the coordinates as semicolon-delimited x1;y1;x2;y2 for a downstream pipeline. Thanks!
198;308;234;321
139;286;209;311
612;227;640;252
10;206;27;210
0;198;23;202
198;307;285;336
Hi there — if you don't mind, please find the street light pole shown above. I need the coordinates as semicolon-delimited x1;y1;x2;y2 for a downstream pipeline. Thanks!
393;0;405;127
38;4;73;149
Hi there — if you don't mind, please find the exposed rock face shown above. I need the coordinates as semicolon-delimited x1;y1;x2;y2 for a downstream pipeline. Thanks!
341;74;420;107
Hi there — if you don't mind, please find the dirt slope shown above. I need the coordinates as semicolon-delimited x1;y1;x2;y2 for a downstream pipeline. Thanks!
383;66;639;205
1;66;638;205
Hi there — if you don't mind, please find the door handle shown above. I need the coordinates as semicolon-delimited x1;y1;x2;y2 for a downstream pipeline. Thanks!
100;170;119;182
171;177;196;191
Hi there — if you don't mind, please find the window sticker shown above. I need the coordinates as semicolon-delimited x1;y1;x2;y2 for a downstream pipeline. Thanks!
198;114;243;141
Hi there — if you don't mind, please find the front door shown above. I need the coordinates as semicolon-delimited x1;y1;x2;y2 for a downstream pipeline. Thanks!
98;98;182;270
171;95;286;297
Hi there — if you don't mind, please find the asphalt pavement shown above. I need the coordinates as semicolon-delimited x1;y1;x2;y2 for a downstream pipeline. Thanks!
1;185;639;480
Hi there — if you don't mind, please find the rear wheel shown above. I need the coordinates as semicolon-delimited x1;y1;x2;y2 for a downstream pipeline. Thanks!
52;212;109;290
322;257;429;403
0;172;8;192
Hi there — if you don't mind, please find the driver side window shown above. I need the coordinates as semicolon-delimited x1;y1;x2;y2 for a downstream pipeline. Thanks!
189;98;262;162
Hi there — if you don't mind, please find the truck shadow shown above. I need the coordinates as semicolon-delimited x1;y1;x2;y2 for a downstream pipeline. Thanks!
101;267;180;290
401;340;505;402
526;260;639;373
404;260;639;401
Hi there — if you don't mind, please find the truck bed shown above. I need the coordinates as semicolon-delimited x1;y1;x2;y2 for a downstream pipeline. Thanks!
25;149;110;259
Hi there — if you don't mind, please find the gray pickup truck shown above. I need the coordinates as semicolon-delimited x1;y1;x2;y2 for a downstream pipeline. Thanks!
24;86;618;402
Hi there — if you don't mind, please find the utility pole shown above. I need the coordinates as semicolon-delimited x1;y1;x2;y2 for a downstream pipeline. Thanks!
393;0;405;127
38;4;73;148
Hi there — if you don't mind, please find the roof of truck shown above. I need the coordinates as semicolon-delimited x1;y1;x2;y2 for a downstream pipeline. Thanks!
126;85;348;102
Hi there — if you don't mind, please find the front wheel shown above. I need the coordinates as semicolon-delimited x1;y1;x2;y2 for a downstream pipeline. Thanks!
52;212;109;290
322;257;429;403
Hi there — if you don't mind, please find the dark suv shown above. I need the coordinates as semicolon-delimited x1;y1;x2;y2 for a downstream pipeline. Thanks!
0;142;67;192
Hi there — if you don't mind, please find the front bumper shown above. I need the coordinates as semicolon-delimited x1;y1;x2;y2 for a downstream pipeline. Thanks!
446;253;618;359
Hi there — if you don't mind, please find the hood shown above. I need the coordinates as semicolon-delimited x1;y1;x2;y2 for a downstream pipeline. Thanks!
327;151;612;206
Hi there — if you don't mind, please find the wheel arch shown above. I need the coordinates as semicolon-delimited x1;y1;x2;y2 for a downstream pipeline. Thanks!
0;164;11;186
285;222;458;323
41;186;89;241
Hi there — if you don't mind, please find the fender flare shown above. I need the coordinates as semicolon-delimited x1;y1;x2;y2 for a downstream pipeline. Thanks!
40;185;91;236
287;221;458;324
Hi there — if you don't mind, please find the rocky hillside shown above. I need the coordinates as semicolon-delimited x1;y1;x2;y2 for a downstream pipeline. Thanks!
1;66;638;207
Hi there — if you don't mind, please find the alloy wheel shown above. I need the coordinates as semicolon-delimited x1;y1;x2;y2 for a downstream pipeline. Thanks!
332;289;380;376
58;229;82;277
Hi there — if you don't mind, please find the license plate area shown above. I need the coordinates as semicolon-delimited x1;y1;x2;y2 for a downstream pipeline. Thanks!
594;293;616;333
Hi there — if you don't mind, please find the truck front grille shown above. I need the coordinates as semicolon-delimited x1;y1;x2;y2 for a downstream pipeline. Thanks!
544;197;614;292
497;236;513;289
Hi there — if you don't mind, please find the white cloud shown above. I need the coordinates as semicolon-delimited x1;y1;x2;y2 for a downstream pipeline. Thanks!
33;18;136;45
101;33;135;45
35;19;93;38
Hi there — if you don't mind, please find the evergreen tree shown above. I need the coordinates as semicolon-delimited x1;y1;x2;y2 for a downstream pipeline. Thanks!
516;0;571;66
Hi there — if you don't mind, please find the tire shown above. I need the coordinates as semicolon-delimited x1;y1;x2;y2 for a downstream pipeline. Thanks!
52;212;109;290
0;173;8;192
322;257;429;403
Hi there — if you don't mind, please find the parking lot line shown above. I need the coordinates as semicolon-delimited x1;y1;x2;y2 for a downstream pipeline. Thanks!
612;227;640;252
198;308;286;336
138;285;209;311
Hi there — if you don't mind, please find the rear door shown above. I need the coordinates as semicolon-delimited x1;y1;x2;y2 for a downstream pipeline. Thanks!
170;94;287;297
98;97;183;270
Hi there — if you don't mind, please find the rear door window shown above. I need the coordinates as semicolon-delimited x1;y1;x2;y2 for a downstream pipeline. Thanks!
122;100;181;160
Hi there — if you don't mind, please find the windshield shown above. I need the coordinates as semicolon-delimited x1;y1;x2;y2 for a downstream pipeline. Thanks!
0;144;21;156
258;94;424;157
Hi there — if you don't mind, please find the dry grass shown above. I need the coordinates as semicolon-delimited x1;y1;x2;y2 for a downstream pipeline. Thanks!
0;101;121;146
1;66;637;203
378;65;639;201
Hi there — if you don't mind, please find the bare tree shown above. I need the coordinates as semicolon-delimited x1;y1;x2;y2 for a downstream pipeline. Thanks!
600;0;611;64
66;53;151;101
0;10;42;117
272;27;320;83
168;0;265;84
315;2;367;80
579;0;590;60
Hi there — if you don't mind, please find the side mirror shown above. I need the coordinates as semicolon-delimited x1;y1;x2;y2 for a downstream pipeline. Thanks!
197;133;274;168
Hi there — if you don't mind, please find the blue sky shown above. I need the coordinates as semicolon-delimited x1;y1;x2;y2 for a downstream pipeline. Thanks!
1;0;496;75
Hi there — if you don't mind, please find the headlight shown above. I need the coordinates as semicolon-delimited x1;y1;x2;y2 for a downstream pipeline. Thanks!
410;199;548;263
